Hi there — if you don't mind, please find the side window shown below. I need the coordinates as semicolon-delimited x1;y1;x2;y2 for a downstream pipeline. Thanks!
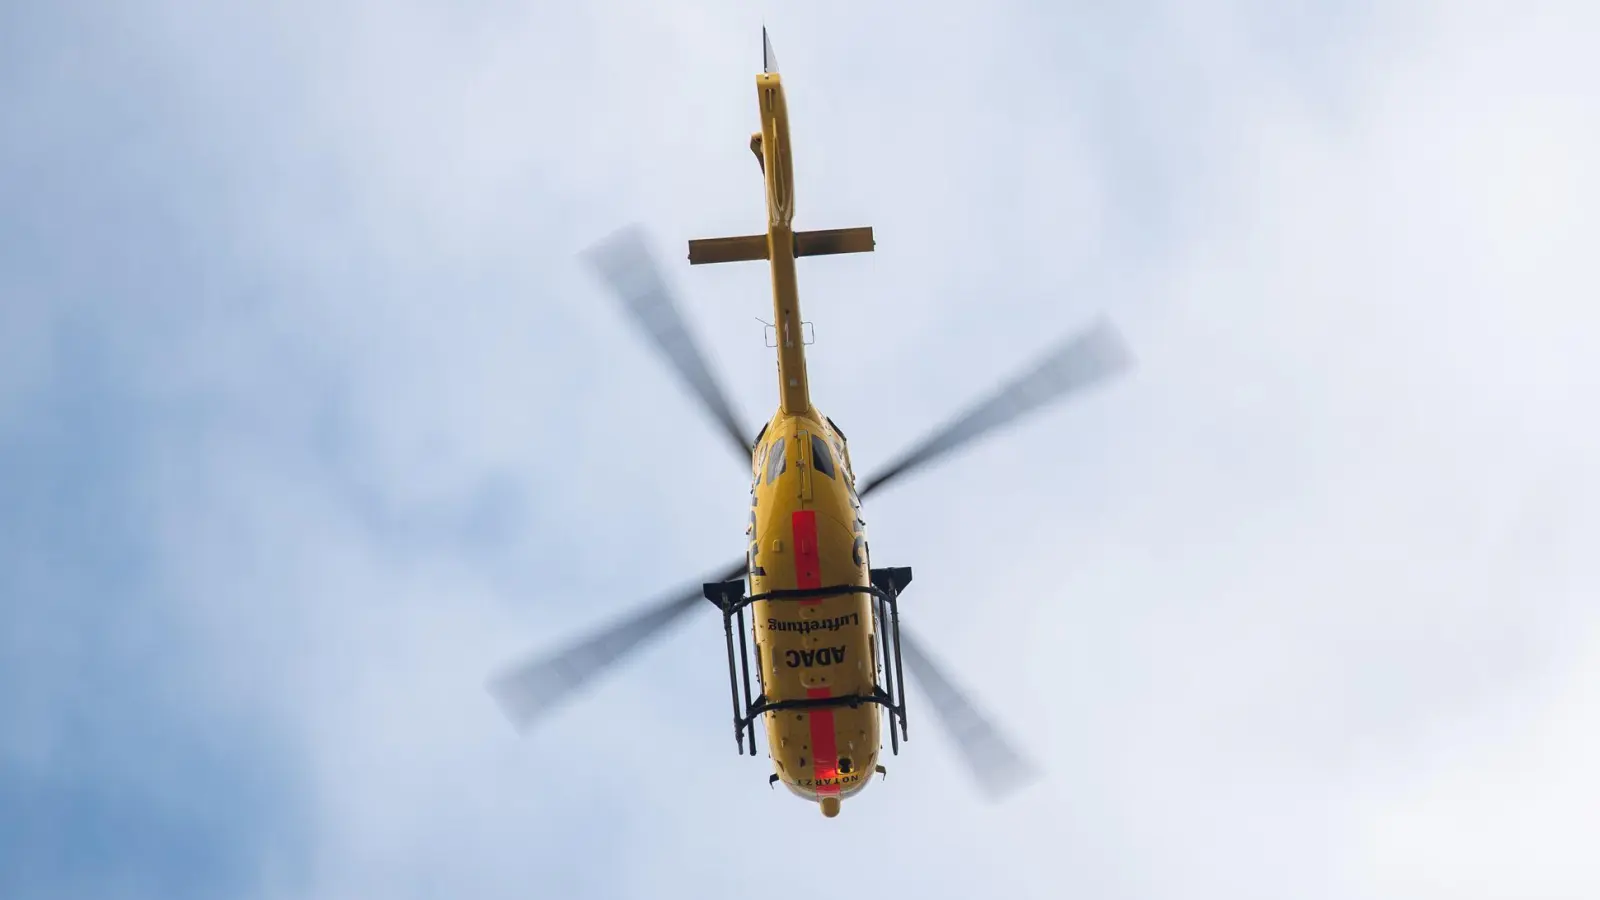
831;434;856;484
764;436;787;485
810;433;836;479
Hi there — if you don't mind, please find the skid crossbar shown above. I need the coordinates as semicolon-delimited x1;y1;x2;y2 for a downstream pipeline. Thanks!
703;567;913;757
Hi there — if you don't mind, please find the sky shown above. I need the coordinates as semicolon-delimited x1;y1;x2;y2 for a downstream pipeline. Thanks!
2;0;1598;898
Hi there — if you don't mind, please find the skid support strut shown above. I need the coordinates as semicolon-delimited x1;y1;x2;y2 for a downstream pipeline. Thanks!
702;567;913;757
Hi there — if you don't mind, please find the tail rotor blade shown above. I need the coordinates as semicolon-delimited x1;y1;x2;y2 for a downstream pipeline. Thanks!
488;559;747;732
762;26;779;74
583;226;756;461
859;316;1132;499
898;626;1041;800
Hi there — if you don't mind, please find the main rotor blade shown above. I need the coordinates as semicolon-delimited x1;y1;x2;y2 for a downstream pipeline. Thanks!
488;559;747;732
583;226;755;461
858;317;1132;499
898;625;1041;800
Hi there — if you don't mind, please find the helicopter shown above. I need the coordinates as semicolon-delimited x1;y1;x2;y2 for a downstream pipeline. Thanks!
487;29;1133;818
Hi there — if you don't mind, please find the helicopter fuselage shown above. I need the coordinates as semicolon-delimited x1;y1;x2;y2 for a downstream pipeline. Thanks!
734;60;881;816
746;407;878;812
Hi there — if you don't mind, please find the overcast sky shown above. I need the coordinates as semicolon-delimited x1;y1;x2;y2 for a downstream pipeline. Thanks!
4;1;1598;898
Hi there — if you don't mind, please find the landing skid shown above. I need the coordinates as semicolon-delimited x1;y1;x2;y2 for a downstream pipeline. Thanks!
702;567;913;758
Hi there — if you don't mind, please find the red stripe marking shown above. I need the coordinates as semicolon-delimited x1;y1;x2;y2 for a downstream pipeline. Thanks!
792;510;821;593
807;685;840;796
791;510;840;796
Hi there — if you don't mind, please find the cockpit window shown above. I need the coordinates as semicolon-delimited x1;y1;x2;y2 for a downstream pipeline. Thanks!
764;436;787;484
810;434;836;479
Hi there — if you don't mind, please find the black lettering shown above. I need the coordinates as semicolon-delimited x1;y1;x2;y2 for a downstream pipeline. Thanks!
783;645;848;668
766;612;864;635
790;773;861;789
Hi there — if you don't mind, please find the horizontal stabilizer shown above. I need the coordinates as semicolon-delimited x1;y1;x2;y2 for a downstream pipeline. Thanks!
688;234;769;265
795;226;875;258
687;226;876;265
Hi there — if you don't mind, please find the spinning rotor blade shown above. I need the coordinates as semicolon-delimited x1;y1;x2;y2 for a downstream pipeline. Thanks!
584;226;755;460
898;626;1040;800
858;317;1132;499
489;559;746;731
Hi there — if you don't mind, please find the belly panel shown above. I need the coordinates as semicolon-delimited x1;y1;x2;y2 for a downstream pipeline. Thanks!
754;506;879;797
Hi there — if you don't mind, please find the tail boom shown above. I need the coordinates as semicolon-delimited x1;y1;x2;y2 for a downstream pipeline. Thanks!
685;35;875;418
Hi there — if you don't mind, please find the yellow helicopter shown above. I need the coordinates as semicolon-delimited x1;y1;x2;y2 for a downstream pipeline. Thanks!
488;29;1132;818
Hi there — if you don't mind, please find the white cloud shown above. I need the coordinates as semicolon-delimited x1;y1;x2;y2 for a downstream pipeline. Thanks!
1352;623;1600;899
12;0;1597;897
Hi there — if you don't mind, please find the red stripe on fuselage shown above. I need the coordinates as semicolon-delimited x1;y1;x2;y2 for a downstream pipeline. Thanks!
791;510;840;796
792;509;821;589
